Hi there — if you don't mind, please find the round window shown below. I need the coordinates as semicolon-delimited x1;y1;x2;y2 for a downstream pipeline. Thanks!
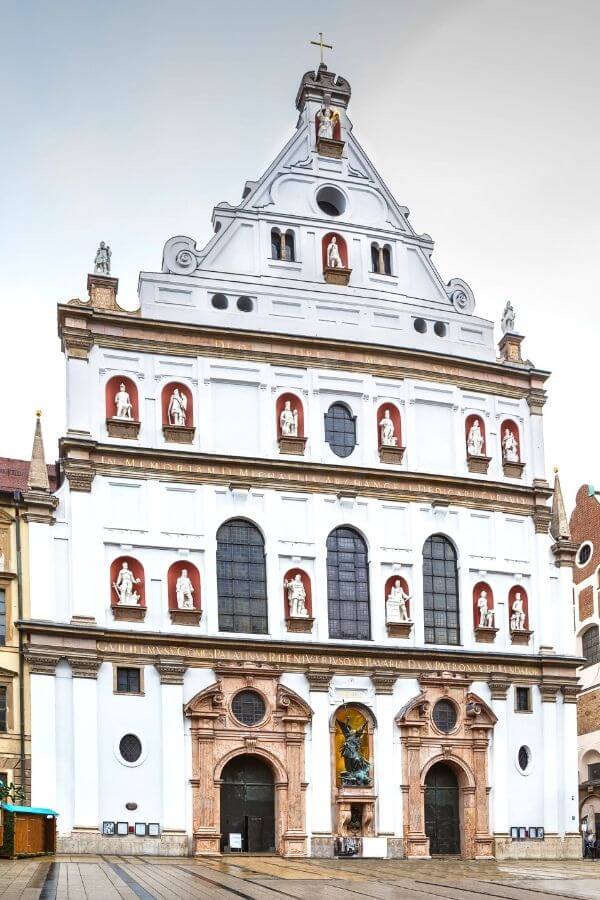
577;542;593;567
517;745;531;772
232;690;266;726
432;699;457;734
119;734;142;763
434;321;447;337
414;318;427;334
316;185;346;217
211;293;228;310
237;296;254;312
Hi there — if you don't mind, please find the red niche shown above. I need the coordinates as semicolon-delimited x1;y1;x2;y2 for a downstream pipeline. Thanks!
283;568;312;618
276;393;305;439
322;232;348;270
105;376;139;421
161;382;194;427
508;585;529;630
384;575;410;619
109;556;145;607
472;581;494;628
167;561;201;611
377;403;402;449
465;414;486;456
315;110;341;142
500;419;521;462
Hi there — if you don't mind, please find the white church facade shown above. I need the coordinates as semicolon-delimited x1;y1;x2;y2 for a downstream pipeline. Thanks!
24;62;581;859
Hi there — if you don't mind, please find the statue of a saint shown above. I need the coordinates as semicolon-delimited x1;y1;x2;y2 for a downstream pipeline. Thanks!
501;300;515;334
113;561;141;606
510;593;526;630
476;590;494;628
467;419;484;456
337;716;371;787
316;98;338;141
94;241;112;276
279;400;298;437
502;427;519;463
386;578;410;623
284;573;309;618
175;569;194;609
168;388;187;427
114;384;132;419
379;409;397;447
326;236;343;269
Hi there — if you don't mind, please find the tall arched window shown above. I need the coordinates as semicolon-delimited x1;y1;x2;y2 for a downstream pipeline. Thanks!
582;625;600;666
216;519;268;634
284;230;295;262
271;228;282;260
271;228;296;262
422;535;460;645
370;243;379;272
327;527;370;640
324;402;356;458
382;245;392;275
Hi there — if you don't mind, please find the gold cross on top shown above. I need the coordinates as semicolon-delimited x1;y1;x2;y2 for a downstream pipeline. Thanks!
310;32;333;66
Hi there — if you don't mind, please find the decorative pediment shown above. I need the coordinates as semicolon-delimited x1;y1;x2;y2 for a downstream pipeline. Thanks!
0;509;14;525
465;692;497;726
276;684;312;721
184;680;224;718
395;691;430;724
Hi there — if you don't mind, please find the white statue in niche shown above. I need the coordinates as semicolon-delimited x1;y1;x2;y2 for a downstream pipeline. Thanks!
510;592;526;630
175;568;194;609
386;578;411;623
168;388;187;426
113;561;141;606
379;409;397;447
467;419;485;456
284;573;309;618
114;383;132;419
502;427;519;463
326;236;343;269
279;400;299;437
476;590;495;628
316;96;338;140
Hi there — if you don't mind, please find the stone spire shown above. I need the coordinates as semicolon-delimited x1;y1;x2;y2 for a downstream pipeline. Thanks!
27;411;50;492
550;468;577;567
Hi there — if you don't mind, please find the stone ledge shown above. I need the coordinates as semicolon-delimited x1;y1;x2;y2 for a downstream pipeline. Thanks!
323;266;351;286
278;436;307;456
163;425;195;444
169;608;202;626
474;626;498;644
57;830;189;856
386;621;413;638
494;833;581;860
106;419;140;439
503;460;525;479
286;616;314;633
467;455;491;475
379;446;405;465
112;604;146;622
317;137;344;158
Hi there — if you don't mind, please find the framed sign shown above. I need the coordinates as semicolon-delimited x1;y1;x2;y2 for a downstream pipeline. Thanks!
518;827;527;840
102;821;115;836
510;827;518;840
537;827;544;840
134;822;147;837
229;832;242;850
528;827;537;839
116;821;128;836
148;823;160;837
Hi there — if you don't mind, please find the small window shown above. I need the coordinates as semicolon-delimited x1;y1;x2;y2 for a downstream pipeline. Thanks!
0;589;5;646
434;321;447;337
517;745;531;772
588;763;600;782
577;542;593;567
271;228;282;260
232;690;266;726
284;231;295;262
515;686;532;712
116;667;141;694
324;403;356;458
316;185;346;217
382;245;391;275
0;686;6;732
237;296;253;312
582;626;600;666
211;293;228;310
370;243;379;273
432;700;457;733
414;318;427;334
119;734;142;763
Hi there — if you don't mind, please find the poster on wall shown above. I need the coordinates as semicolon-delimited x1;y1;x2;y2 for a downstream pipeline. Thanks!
229;833;242;851
102;822;115;836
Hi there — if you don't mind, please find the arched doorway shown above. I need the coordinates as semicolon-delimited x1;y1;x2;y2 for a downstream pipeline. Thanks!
220;755;275;853
424;763;460;855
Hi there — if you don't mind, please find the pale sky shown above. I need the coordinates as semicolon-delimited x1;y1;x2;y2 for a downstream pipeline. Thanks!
1;0;598;510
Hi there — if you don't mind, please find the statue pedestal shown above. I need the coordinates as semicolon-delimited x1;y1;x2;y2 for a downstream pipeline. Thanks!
317;137;344;159
87;272;119;311
286;616;314;634
498;331;524;363
324;266;351;286
503;460;525;479
474;625;498;643
467;454;491;474
335;787;376;839
278;436;307;456
510;628;533;646
163;425;195;444
170;607;202;626
386;620;413;638
106;418;140;439
112;604;146;622
379;445;405;465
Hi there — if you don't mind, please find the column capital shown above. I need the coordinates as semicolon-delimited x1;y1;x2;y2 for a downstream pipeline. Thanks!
561;683;579;704
488;676;511;700
68;655;102;679
370;670;397;695
305;668;332;692
540;681;561;702
25;650;59;676
155;658;187;685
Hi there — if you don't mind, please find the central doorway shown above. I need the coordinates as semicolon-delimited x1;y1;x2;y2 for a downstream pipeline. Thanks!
220;755;276;853
424;762;460;855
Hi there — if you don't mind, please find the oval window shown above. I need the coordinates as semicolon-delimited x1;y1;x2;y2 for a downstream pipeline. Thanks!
232;690;266;726
119;734;142;763
316;186;346;217
432;699;457;734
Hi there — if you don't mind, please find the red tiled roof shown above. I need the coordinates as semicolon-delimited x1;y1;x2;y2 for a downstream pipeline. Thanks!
0;458;58;494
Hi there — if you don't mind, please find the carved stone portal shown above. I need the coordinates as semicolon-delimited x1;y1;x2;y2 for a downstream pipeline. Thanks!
396;671;496;859
184;664;312;857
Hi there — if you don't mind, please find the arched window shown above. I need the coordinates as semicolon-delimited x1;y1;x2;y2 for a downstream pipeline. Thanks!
216;519;268;634
284;230;295;262
370;243;379;272
271;228;295;262
271;228;282;260
382;245;392;275
324;402;356;458
327;527;370;640
370;243;392;275
422;535;460;645
582;625;600;666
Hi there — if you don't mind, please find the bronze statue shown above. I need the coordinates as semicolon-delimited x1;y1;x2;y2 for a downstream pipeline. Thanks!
337;715;371;786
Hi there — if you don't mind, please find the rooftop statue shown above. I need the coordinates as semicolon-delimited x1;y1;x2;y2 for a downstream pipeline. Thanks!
501;300;515;334
94;241;112;276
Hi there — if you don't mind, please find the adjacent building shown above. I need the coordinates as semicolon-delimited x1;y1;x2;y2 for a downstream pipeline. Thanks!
23;62;581;859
